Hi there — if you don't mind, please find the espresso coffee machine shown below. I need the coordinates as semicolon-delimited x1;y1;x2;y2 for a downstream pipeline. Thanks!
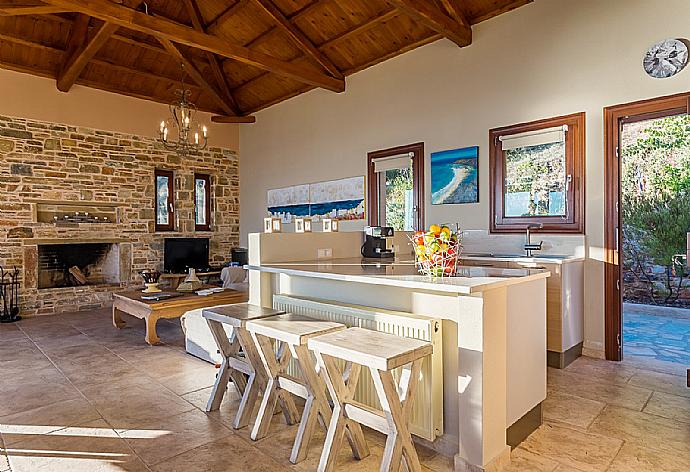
361;226;395;258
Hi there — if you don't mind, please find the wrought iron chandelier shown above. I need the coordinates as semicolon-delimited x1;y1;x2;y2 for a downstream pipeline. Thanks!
158;64;208;156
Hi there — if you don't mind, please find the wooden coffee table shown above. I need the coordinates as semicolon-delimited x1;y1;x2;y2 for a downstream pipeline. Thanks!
112;288;248;345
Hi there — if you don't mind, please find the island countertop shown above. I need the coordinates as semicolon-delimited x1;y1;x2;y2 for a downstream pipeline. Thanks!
247;257;550;295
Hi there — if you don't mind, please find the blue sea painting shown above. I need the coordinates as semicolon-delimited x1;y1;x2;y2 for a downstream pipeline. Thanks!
431;146;479;204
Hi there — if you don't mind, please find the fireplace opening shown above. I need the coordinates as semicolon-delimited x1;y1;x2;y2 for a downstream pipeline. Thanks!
38;243;121;289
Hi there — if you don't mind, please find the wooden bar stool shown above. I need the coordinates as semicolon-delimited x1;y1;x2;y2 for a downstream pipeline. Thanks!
246;313;367;464
202;303;284;429
308;327;433;472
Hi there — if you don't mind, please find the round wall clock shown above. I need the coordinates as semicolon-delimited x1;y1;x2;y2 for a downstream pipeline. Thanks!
643;38;689;78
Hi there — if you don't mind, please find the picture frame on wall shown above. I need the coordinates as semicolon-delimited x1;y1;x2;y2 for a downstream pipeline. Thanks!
431;146;479;205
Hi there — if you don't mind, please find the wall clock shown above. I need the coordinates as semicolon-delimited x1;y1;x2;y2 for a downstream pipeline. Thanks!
643;38;688;78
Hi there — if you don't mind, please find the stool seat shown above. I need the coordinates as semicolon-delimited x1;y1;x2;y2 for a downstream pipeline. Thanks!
247;313;344;345
308;327;432;371
202;303;284;327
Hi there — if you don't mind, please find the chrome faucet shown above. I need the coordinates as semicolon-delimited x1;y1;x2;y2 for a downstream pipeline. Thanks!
524;223;543;257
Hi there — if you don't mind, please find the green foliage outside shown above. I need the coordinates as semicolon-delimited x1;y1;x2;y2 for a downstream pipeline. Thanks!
622;114;690;304
384;167;413;231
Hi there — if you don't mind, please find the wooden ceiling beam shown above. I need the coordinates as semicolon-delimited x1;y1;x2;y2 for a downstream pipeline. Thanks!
211;115;256;124
206;0;246;33
438;0;470;28
42;0;345;92
0;4;70;16
251;0;342;79
388;0;471;47
183;0;243;116
158;37;236;116
58;17;119;92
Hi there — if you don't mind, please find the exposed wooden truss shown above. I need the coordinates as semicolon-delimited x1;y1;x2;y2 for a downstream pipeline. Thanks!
0;0;532;116
389;0;471;46
42;0;345;92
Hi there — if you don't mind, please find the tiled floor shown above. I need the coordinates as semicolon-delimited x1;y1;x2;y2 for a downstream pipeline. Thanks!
623;302;690;365
0;309;688;471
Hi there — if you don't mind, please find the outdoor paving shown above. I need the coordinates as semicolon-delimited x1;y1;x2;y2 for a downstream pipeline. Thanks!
623;302;690;365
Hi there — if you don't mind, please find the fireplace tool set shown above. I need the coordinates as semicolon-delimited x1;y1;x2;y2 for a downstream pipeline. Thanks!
0;266;21;323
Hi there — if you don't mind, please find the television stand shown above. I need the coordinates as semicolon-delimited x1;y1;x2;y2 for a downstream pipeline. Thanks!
160;271;221;290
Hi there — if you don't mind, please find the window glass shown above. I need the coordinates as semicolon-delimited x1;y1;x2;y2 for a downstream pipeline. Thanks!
380;166;414;231
156;174;170;225
504;141;566;217
195;177;207;226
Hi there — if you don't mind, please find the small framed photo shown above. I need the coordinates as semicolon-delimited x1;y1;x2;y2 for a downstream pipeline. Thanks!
295;218;312;233
323;218;339;232
264;217;282;233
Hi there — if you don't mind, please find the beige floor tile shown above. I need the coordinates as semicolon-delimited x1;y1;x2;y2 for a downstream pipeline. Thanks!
78;376;196;430
547;368;652;411
422;452;454;472
542;390;605;430
118;408;233;466
504;447;560;472
622;355;689;377
642;390;690;424
628;369;690;398
520;423;622;472
151;434;290;472
588;405;690;456
4;419;149;472
0;398;102;446
0;368;82;417
607;442;690;472
562;357;638;386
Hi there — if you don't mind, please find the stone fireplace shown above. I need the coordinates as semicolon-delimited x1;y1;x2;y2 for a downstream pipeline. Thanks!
37;243;121;289
1;114;240;317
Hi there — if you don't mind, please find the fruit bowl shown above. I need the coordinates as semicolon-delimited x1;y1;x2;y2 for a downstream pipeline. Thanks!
409;224;462;277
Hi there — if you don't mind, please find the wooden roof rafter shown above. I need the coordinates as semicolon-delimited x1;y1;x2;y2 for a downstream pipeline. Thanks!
0;3;68;16
182;0;244;117
250;0;343;79
42;0;345;92
389;0;472;47
58;15;119;92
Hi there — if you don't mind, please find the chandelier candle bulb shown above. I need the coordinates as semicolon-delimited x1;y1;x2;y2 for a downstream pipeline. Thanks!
160;121;165;133
195;132;199;144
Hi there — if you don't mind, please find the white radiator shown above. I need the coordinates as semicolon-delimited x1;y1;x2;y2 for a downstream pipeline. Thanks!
272;294;443;441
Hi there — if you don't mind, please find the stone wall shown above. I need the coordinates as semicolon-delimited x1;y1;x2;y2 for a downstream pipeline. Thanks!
0;114;239;316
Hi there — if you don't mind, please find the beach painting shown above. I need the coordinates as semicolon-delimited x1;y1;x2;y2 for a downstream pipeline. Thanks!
267;176;365;223
431;146;479;204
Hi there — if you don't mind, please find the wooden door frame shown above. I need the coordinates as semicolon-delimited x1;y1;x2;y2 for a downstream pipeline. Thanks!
367;142;425;230
603;91;690;361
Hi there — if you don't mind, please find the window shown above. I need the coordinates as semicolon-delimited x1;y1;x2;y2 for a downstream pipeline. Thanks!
489;113;585;233
155;169;174;232
194;173;211;231
367;143;425;231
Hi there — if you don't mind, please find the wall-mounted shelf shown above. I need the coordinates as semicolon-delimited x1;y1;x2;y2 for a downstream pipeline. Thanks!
28;200;120;225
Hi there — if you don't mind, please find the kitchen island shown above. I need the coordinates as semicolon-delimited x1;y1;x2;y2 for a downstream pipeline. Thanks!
247;232;550;471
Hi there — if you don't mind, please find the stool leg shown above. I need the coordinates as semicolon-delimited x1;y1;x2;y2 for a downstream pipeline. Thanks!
291;344;334;464
370;359;423;472
205;320;238;412
315;352;370;472
250;333;300;440
233;328;267;429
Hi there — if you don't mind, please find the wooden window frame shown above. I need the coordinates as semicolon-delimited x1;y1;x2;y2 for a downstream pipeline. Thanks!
489;112;586;233
603;92;690;361
194;173;212;232
154;169;174;232
367;142;425;231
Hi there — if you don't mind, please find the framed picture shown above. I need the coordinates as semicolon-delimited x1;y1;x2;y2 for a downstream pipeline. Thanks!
431;146;479;204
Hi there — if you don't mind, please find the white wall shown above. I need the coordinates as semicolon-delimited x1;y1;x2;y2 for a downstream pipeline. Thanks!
240;0;690;356
0;68;239;150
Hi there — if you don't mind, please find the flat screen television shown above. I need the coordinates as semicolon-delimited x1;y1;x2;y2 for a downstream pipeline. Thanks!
164;238;209;273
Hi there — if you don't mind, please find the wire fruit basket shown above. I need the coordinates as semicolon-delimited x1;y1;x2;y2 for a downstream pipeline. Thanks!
409;225;463;277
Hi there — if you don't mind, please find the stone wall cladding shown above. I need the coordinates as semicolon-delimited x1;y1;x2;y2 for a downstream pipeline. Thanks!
0;114;240;317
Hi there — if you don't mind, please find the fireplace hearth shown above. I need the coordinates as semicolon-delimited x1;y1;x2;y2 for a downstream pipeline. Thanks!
38;243;121;289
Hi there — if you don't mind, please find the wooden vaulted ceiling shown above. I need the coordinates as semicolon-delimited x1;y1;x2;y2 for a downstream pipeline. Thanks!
0;0;532;122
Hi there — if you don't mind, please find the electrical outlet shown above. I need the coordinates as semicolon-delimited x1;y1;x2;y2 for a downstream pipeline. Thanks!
317;248;332;259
